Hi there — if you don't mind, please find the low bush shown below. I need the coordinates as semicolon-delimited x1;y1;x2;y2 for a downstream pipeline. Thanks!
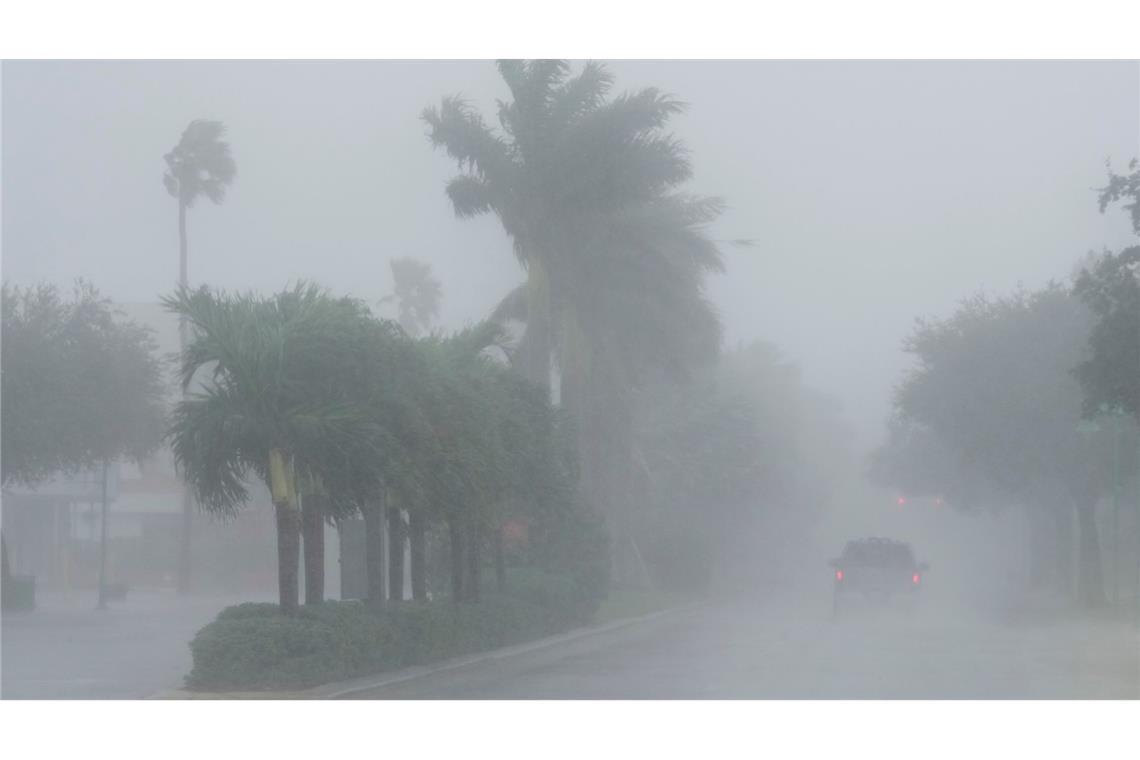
186;570;601;692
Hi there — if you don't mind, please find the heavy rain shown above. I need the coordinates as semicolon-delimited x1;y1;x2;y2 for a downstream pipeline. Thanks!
2;49;1139;733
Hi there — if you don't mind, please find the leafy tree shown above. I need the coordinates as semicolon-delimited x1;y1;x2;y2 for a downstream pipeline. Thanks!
1;281;166;595
163;119;237;593
1073;160;1140;421
870;419;981;507
887;286;1112;605
1072;246;1140;420
1097;158;1139;236
164;283;383;614
2;281;166;481
634;341;850;591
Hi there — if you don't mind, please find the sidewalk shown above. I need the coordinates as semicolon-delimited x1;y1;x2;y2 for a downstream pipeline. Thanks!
1;589;269;699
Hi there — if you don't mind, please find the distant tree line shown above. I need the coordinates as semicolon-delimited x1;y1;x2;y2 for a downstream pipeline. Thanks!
873;160;1140;608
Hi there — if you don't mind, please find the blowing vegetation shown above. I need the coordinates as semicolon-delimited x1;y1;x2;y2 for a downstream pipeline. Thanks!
2;59;1138;700
4;60;738;690
872;160;1140;609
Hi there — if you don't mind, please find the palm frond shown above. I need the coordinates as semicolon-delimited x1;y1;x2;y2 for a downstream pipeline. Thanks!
163;119;236;207
422;97;516;190
444;175;496;219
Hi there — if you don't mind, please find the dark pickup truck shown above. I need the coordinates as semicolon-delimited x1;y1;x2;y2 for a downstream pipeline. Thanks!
829;537;928;616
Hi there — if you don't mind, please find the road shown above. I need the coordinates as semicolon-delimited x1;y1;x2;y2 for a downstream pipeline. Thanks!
345;595;1140;699
2;588;1137;699
1;590;265;699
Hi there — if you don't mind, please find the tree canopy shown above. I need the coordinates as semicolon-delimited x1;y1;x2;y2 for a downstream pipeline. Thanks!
163;120;237;208
1;281;166;487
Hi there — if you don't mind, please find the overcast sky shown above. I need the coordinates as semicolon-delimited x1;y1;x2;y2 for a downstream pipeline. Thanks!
3;60;1138;452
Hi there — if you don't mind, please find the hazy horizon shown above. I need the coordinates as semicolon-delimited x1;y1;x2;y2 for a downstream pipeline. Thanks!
3;60;1138;452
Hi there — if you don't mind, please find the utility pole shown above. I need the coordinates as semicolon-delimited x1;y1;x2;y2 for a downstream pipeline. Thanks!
1132;260;1140;628
97;460;110;611
1110;407;1121;607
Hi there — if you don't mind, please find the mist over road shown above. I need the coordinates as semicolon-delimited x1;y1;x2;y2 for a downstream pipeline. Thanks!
345;595;1139;699
1;592;266;699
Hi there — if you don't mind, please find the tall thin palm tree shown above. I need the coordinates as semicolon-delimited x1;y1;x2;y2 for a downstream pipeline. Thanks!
163;119;236;594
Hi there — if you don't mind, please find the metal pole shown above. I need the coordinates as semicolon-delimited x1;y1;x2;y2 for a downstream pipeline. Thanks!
1112;412;1120;607
97;460;109;610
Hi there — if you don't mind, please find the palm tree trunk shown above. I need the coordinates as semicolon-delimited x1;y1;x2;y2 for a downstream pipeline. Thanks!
302;493;325;605
448;517;465;602
97;459;110;610
176;198;193;595
1076;499;1107;607
274;501;301;614
523;260;552;392
409;510;427;601
387;504;405;601
364;496;386;607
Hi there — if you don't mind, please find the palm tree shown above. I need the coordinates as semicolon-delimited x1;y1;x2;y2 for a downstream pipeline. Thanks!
164;284;381;614
163;119;236;594
383;258;442;338
425;62;724;579
313;315;427;607
407;322;519;601
380;258;442;598
423;60;696;392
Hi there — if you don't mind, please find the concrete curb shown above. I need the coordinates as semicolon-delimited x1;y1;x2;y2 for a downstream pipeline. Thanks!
149;602;699;700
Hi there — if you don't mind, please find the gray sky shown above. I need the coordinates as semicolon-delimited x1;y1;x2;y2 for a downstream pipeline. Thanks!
3;60;1138;451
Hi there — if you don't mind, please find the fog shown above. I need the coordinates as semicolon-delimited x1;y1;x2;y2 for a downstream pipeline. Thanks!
6;61;1136;447
2;60;1139;700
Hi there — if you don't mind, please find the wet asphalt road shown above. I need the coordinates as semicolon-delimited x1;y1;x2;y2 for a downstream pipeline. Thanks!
343;595;1140;699
3;590;1137;699
1;591;264;699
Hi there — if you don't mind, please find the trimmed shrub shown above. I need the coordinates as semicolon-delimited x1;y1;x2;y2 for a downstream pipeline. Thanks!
186;571;597;692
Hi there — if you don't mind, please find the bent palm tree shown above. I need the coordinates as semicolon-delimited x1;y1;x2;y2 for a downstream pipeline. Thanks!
423;60;699;392
165;284;380;614
163;119;237;594
427;63;725;578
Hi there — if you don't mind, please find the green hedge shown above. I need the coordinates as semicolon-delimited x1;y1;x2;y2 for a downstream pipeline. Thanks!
186;571;604;692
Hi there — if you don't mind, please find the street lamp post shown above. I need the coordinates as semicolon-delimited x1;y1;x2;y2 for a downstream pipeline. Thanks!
96;460;110;611
1121;258;1140;628
1112;412;1121;607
